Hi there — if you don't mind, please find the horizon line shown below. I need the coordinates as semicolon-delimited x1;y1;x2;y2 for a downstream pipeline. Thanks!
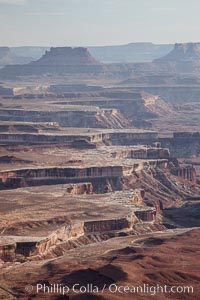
1;41;200;48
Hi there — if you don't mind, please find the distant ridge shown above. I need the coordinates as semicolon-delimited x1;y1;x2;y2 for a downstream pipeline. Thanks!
8;43;174;64
2;43;200;79
88;42;173;63
3;42;200;66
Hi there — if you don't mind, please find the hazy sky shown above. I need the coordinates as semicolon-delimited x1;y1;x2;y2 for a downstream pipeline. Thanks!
0;0;200;46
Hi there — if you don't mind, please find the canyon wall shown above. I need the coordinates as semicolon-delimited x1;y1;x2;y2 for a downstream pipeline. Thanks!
0;240;16;262
0;131;158;146
134;208;157;222
0;133;97;145
0;160;168;190
84;217;132;233
0;108;131;129
106;131;158;145
112;147;169;159
160;132;200;157
0;209;158;262
0;166;125;190
170;165;196;182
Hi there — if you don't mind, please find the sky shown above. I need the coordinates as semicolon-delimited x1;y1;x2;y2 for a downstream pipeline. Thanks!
0;0;200;46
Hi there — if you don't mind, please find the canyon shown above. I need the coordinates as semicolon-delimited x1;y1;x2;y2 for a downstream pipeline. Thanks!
0;42;199;300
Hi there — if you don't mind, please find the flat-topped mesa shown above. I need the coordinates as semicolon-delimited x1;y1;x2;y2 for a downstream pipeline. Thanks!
155;43;200;62
31;47;99;66
0;47;103;77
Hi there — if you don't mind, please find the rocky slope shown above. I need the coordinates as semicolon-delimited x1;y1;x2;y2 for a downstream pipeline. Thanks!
138;91;173;117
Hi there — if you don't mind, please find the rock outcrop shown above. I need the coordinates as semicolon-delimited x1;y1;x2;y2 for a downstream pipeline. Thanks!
66;183;93;194
134;208;157;222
